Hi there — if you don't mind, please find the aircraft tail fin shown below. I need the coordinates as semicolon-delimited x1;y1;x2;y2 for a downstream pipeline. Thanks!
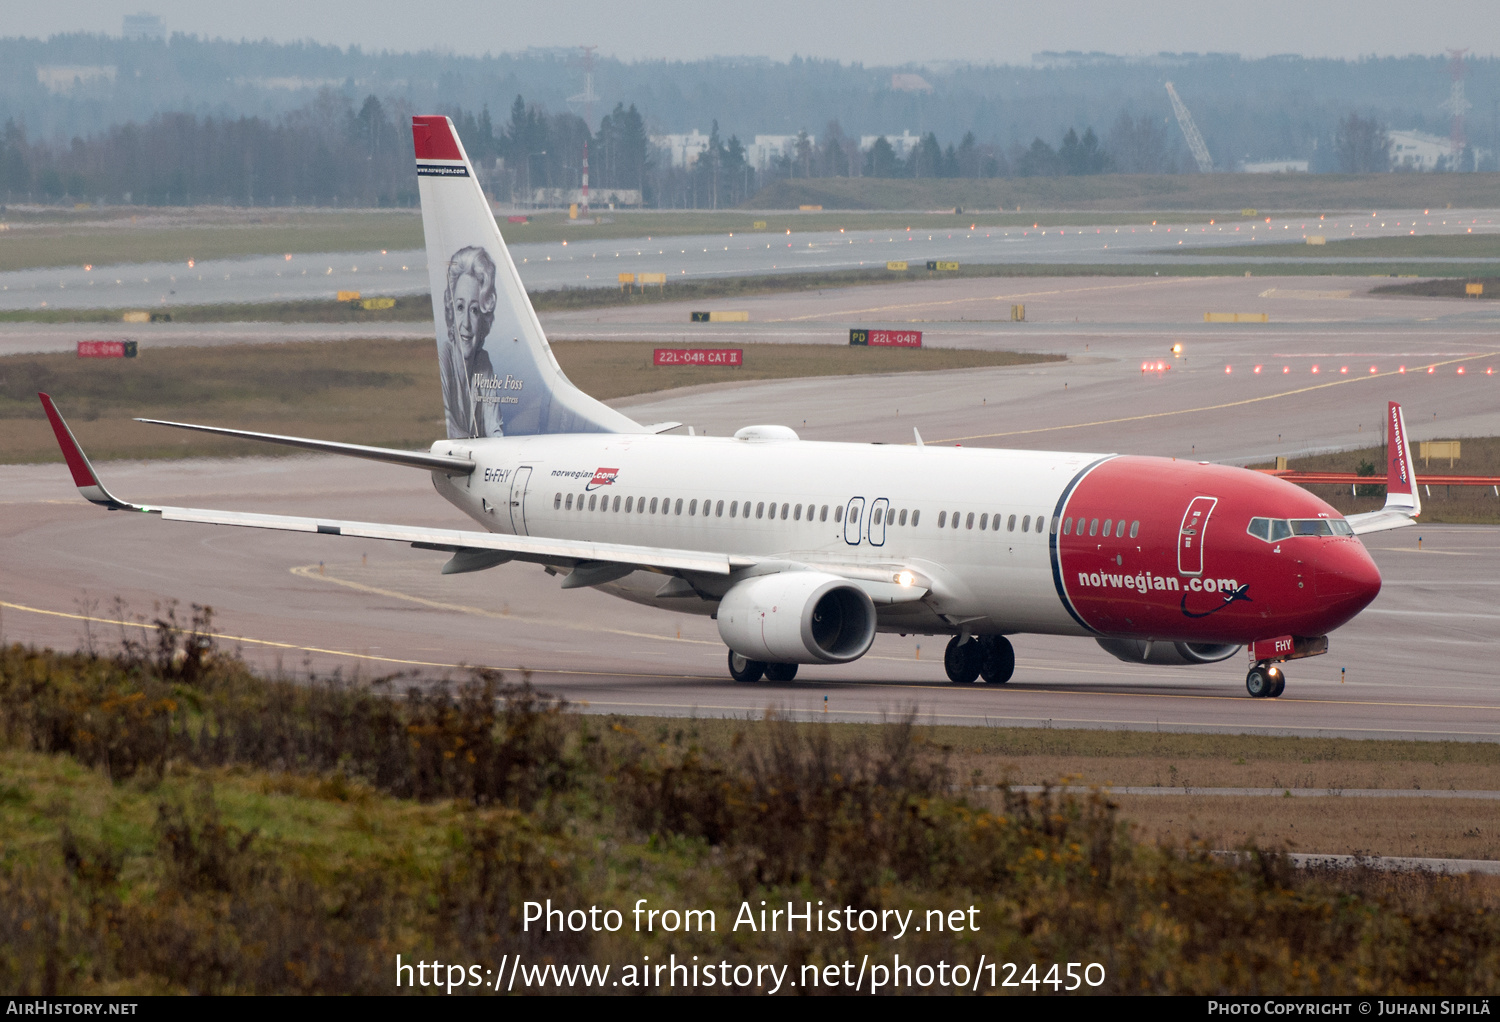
412;115;640;438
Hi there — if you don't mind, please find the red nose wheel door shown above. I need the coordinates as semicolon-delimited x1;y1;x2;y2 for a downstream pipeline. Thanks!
1177;496;1218;576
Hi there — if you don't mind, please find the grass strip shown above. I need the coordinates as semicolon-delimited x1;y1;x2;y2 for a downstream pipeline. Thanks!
0;338;1058;464
4;629;1500;995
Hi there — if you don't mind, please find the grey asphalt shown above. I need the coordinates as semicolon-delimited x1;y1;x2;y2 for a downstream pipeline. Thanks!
4;208;1496;311
4;281;1498;740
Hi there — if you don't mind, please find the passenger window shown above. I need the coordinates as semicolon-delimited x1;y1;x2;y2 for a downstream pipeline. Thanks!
646;497;655;514
794;504;802;521
689;499;698;516
938;511;947;528
729;501;738;518
753;502;762;519
965;512;974;529
834;506;843;523
715;500;724;517
1007;514;1016;532
1034;517;1044;534
1062;517;1072;536
613;496;621;512
872;507;882;525
899;509;908;526
675;499;683;515
553;493;562;510
1050;516;1059;535
584;494;594;511
851;506;860;524
979;513;988;530
1129;520;1140;539
624;496;633;512
1089;518;1099;537
781;503;789;520
911;510;920;526
1022;514;1031;532
565;493;574;510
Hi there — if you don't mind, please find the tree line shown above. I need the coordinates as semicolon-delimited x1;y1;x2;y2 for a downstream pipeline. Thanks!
0;91;652;207
0;92;1410;209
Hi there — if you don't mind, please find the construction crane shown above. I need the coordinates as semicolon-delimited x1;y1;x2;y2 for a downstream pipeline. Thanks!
1165;81;1214;173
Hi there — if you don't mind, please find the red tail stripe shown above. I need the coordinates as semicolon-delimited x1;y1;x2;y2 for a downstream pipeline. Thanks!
37;393;98;488
411;116;461;161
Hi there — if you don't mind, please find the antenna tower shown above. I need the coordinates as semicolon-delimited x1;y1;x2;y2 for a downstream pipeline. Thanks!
568;45;599;216
1164;81;1214;173
1440;48;1471;170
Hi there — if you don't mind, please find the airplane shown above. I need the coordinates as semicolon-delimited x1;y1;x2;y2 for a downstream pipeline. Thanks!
37;115;1421;699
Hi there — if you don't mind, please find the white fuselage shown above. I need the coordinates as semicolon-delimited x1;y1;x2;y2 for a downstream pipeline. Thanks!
431;432;1107;637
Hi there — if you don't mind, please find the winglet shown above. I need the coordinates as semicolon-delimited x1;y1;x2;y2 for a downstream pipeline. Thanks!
37;393;136;510
1383;400;1421;518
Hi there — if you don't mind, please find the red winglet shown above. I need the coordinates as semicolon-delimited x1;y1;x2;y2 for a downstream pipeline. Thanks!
412;116;461;161
1386;401;1414;497
38;392;99;488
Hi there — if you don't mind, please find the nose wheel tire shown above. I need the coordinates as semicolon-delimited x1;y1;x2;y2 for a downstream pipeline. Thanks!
944;636;983;684
1246;664;1285;698
979;636;1015;684
764;663;799;683
728;650;766;684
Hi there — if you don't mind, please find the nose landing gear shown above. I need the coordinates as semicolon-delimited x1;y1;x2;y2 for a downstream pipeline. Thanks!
1246;662;1286;698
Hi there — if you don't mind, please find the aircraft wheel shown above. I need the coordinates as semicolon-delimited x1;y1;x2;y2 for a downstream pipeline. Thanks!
1245;665;1273;698
728;650;765;684
944;635;982;684
979;636;1016;685
764;662;799;683
1267;666;1286;698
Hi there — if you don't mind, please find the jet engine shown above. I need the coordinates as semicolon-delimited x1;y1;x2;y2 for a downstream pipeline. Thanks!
1095;638;1242;666
717;572;877;664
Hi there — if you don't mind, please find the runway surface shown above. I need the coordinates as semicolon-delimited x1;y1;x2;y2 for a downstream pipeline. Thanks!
6;262;1499;741
4;209;1496;310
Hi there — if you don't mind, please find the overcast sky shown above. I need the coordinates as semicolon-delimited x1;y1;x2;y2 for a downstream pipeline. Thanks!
14;1;1499;64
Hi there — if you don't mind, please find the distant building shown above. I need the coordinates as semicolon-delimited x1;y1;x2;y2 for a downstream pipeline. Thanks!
531;187;641;208
1240;159;1309;173
859;131;921;158
651;131;711;168
122;12;165;40
889;73;934;93
749;135;797;170
36;65;117;94
1388;130;1453;171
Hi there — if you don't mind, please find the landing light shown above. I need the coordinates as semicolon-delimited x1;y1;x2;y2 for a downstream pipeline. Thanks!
1171;343;1183;355
896;571;916;587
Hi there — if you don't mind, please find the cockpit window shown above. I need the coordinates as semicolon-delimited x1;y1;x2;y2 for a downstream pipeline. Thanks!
1249;516;1352;541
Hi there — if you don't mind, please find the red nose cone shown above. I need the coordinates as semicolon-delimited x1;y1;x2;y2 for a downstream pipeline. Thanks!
1313;540;1382;629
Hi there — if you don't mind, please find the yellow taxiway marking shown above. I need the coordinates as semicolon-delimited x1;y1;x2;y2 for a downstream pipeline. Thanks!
288;563;722;647
0;598;716;682
935;354;1491;444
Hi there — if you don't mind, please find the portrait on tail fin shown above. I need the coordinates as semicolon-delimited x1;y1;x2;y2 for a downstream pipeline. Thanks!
440;245;504;439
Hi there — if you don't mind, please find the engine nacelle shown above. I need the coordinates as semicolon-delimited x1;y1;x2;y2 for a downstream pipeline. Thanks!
717;572;876;665
1095;638;1242;666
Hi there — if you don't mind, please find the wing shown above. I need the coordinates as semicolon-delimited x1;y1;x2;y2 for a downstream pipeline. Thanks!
132;416;474;474
40;393;734;578
1346;401;1421;537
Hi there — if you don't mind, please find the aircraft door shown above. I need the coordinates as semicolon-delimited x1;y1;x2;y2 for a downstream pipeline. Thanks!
509;466;533;535
1177;495;1218;576
843;497;865;546
868;497;889;546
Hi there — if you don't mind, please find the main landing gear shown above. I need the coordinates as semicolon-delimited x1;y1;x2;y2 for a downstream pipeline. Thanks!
944;635;1015;685
727;650;798;683
1245;662;1286;699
